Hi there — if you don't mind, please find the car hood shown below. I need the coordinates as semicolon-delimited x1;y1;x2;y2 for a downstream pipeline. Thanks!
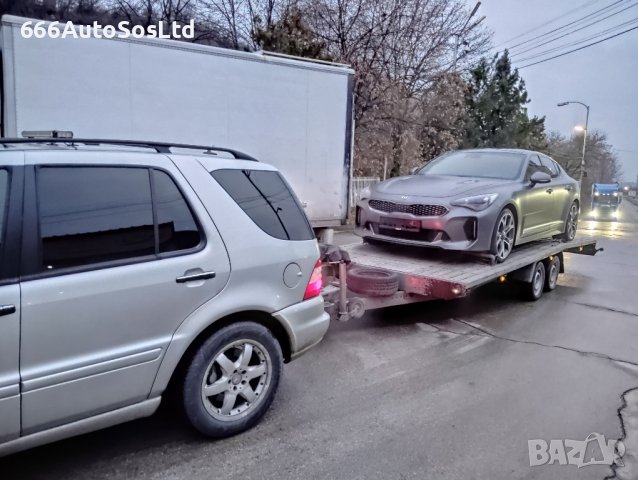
371;175;516;199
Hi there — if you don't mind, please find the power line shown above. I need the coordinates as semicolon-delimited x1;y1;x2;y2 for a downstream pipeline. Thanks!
506;0;627;51
515;16;638;62
518;24;638;68
511;1;638;57
494;0;605;48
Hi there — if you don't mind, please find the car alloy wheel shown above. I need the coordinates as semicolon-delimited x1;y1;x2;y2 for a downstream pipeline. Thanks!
565;203;578;241
495;209;516;262
182;322;282;438
201;339;272;421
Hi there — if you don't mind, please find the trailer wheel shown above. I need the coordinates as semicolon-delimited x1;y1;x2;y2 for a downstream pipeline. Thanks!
347;297;366;319
543;256;561;292
347;267;399;297
524;262;546;301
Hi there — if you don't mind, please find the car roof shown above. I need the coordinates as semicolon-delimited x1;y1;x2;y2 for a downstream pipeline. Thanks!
0;138;258;161
457;147;539;156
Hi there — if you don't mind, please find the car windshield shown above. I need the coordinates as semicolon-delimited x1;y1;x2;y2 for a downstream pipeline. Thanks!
418;151;526;180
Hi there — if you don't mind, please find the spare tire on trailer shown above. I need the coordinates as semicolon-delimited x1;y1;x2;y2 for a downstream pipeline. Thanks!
346;267;399;297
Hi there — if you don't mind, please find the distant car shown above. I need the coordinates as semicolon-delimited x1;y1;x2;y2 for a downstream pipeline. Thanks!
355;148;580;262
0;136;329;456
591;183;621;220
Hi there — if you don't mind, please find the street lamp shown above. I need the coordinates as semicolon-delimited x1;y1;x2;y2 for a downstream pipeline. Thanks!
557;101;590;186
453;2;482;71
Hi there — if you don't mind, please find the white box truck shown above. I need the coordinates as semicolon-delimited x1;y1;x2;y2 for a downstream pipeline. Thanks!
0;15;354;230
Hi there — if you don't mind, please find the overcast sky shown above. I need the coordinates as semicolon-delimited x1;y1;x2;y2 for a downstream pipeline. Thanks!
475;0;638;182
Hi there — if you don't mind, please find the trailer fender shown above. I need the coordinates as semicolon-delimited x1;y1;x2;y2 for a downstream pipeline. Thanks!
509;262;537;283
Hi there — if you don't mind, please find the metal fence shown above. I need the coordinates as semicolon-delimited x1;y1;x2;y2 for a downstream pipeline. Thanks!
350;176;380;206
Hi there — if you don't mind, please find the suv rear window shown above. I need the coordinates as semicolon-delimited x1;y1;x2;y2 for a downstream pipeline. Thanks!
211;169;314;241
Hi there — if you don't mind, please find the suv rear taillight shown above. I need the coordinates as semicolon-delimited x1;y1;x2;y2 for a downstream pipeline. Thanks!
303;260;323;300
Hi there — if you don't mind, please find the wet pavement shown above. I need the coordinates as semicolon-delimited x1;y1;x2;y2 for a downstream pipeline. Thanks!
3;203;638;479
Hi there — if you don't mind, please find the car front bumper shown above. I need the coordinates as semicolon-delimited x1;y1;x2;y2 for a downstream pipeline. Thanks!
272;295;330;360
354;198;499;252
591;204;620;217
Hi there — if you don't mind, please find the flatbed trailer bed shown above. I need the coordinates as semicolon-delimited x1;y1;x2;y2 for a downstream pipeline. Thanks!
322;237;601;321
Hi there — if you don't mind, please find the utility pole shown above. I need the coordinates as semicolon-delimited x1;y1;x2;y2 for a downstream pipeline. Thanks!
557;101;590;186
453;2;483;72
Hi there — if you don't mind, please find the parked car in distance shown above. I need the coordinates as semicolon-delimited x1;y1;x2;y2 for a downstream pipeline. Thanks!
355;148;580;262
0;136;329;456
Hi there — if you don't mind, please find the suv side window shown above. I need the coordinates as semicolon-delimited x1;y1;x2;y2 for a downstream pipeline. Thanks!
212;169;314;241
37;167;155;270
35;167;203;273
153;169;201;253
0;169;8;250
540;156;560;177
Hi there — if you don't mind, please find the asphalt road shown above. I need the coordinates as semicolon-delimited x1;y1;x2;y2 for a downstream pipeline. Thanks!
3;203;638;480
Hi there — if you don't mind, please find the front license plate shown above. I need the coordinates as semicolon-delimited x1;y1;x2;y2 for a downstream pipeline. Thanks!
380;218;420;232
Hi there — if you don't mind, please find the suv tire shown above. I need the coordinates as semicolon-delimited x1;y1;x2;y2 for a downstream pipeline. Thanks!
182;322;282;438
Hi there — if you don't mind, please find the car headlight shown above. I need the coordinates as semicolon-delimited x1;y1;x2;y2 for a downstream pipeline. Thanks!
451;193;499;211
360;187;371;201
594;192;600;197
613;192;618;197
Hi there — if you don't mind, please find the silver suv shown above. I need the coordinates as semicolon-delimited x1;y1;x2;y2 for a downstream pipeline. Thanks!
0;137;330;456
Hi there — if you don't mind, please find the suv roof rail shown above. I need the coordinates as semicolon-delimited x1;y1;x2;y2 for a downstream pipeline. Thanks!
0;138;259;161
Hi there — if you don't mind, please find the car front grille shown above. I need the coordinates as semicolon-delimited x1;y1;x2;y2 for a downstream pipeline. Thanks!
369;200;448;217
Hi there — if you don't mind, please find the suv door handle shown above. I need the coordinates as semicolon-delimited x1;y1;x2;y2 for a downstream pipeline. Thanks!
546;188;553;194
0;305;16;316
176;271;216;283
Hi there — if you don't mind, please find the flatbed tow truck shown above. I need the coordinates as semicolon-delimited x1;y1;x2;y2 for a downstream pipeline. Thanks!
321;237;601;322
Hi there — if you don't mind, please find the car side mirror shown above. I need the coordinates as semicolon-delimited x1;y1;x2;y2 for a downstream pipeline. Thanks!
530;171;551;185
409;166;420;175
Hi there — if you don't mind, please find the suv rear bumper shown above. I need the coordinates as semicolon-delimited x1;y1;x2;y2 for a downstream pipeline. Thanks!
273;295;330;360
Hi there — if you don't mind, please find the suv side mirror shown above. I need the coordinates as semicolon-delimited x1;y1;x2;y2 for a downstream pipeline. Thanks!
530;171;551;185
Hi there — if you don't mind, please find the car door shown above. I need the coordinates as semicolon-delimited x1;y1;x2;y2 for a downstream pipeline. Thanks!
539;156;569;232
0;157;23;443
519;155;555;238
19;151;231;435
540;155;569;233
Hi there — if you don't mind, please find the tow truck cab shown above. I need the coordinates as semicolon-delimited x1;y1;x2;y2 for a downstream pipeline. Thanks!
591;183;621;219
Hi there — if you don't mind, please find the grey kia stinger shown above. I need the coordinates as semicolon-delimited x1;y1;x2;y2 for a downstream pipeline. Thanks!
355;149;580;262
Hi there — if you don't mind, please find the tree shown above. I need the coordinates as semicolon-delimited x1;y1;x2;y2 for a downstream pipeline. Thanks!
417;73;467;163
462;51;546;150
253;7;330;59
0;0;109;24
546;130;622;203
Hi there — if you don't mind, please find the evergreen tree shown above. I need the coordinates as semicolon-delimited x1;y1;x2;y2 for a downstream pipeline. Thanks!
462;51;546;150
